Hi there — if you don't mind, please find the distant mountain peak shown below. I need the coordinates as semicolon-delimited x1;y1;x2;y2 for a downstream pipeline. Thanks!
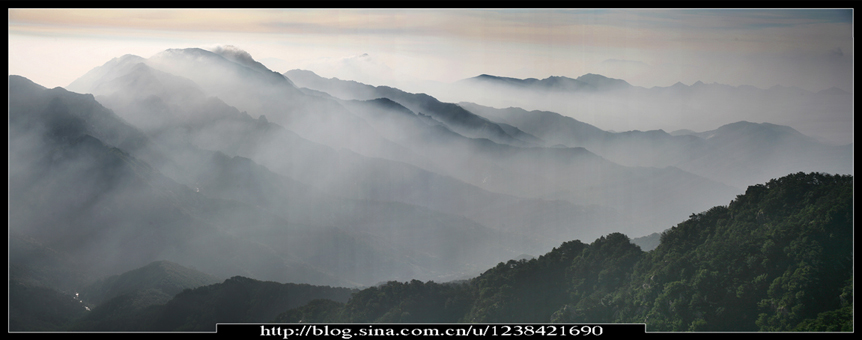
213;44;248;55
154;47;248;67
817;86;850;95
67;54;149;92
148;46;295;89
114;54;146;64
473;74;517;81
465;73;630;91
160;47;211;57
710;120;813;142
575;73;631;88
285;69;320;77
576;73;606;80
211;45;259;68
210;45;285;80
9;75;47;92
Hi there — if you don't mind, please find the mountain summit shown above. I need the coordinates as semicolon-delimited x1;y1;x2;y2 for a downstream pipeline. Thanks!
210;45;288;83
462;73;630;92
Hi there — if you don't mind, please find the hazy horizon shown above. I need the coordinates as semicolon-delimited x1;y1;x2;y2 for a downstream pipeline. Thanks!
9;9;853;93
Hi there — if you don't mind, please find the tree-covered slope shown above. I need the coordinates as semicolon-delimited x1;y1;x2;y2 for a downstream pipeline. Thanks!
70;276;358;331
8;279;89;331
278;172;853;331
150;276;357;331
586;172;853;331
77;260;222;307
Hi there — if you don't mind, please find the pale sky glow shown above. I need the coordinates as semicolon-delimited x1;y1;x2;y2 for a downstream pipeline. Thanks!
8;8;854;92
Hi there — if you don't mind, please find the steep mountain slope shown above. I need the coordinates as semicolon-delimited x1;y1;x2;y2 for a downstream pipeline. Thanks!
67;54;149;95
10;75;151;158
278;172;853;331
67;48;424;175
142;48;425;168
9;75;355;287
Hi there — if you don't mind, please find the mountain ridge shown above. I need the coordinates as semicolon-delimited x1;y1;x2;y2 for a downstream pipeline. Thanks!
274;172;853;331
458;101;852;189
9;44;852;332
462;72;847;94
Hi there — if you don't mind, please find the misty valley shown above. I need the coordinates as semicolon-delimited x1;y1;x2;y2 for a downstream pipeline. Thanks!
8;46;853;332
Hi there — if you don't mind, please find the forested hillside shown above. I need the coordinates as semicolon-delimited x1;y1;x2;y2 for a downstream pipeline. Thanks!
70;275;357;331
277;172;853;331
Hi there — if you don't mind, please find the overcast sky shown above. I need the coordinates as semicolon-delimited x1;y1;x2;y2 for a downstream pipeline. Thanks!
8;8;854;92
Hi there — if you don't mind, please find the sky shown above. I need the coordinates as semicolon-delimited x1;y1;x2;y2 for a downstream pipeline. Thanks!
8;8;854;93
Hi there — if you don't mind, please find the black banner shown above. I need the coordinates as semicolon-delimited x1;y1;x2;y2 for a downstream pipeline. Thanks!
221;323;645;338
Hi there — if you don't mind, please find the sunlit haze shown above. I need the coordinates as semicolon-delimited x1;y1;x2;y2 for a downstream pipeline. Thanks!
9;9;853;92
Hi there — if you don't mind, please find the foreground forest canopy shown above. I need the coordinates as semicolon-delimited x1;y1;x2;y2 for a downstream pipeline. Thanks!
277;172;853;331
11;172;851;332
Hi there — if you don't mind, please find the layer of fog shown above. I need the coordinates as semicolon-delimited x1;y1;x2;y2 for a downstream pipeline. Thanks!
13;49;567;289
11;45;851;295
281;69;745;232
415;76;854;147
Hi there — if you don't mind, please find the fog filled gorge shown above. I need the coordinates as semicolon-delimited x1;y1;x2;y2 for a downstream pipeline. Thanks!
8;45;852;332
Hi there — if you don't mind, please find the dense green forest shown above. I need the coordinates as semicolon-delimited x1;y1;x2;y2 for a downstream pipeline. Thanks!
70;276;357;331
276;172;853;331
9;172;852;331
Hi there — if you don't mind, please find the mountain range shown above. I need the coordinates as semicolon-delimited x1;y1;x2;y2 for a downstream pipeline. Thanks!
8;45;852;331
11;173;852;331
274;172;853;331
436;72;853;146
